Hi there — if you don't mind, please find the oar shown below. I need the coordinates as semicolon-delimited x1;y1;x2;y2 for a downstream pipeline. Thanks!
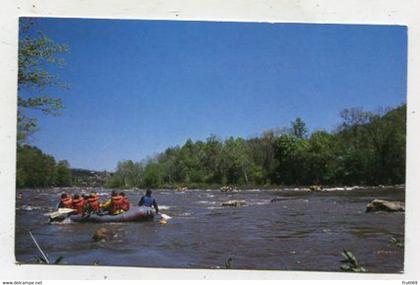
156;212;172;225
158;213;172;220
44;208;76;218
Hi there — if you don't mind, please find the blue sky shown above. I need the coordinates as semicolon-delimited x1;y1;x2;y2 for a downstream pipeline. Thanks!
21;18;407;171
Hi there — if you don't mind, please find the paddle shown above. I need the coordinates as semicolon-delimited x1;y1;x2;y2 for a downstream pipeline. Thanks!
158;213;172;220
156;212;172;224
45;208;76;219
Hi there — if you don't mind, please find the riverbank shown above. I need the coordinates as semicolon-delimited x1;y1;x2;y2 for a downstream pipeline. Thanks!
16;184;406;193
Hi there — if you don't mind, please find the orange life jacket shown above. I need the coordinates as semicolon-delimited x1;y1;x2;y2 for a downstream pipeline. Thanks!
72;198;85;214
87;196;101;212
61;197;73;208
121;197;130;211
110;195;124;215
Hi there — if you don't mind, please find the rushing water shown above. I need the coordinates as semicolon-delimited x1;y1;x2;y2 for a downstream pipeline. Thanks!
15;187;405;272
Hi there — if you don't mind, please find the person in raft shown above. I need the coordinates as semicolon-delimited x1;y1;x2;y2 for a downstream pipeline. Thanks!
119;192;130;211
110;191;127;215
57;193;73;209
86;193;101;214
100;191;127;215
72;194;86;215
138;189;159;214
92;191;101;200
101;190;116;214
82;193;90;207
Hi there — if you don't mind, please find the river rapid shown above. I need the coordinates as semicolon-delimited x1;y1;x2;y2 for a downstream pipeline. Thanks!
15;187;405;272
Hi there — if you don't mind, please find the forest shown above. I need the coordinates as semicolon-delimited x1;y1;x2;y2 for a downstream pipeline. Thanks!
106;104;406;189
16;145;72;188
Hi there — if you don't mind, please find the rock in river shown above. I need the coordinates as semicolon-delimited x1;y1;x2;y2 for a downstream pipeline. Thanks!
93;228;112;242
220;185;238;192
222;200;246;207
366;199;405;213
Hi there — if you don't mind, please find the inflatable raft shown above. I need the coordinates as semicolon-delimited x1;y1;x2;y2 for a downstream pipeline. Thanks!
49;206;155;223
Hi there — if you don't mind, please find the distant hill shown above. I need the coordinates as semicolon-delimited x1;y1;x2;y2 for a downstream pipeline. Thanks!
71;168;112;187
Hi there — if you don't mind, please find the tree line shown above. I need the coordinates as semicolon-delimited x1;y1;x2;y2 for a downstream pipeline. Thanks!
106;104;406;188
16;145;72;188
16;144;113;188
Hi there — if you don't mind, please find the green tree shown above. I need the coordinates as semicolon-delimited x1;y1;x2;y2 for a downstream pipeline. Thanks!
219;137;258;185
291;117;308;139
157;148;179;185
18;19;69;143
273;135;309;185
143;162;163;188
106;160;144;188
55;160;72;187
16;20;70;189
333;105;406;185
306;131;336;184
16;145;57;187
362;106;406;184
247;131;276;184
201;135;224;184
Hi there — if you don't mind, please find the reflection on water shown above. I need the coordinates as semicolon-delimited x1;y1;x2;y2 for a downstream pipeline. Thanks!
15;187;404;272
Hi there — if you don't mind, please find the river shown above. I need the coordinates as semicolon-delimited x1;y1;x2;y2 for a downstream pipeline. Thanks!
15;187;405;272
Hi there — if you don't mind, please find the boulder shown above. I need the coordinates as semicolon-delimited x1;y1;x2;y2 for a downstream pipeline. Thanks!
366;199;405;213
222;200;246;207
220;185;238;192
309;185;322;192
92;227;112;242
